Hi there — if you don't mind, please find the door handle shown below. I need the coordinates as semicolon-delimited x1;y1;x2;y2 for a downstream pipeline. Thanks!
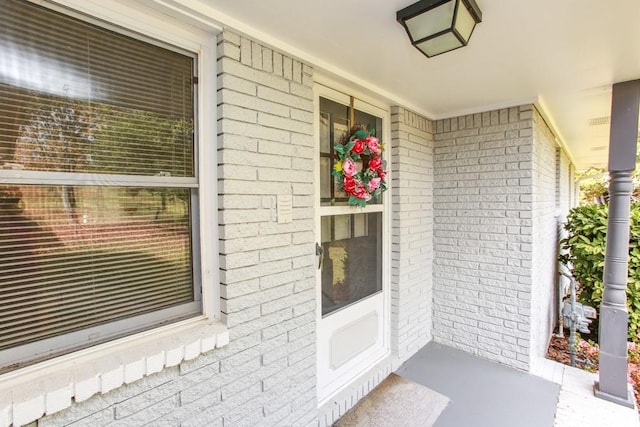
315;242;324;270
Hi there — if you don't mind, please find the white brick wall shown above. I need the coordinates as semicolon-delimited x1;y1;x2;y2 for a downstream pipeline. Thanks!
390;107;434;362
433;106;535;370
557;148;573;214
432;105;576;371
530;108;560;364
36;30;318;427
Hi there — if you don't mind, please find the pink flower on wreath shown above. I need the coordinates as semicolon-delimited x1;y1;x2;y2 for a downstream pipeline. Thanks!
366;136;381;155
378;170;387;180
368;177;381;191
352;139;366;154
342;158;357;177
368;156;382;171
354;184;371;201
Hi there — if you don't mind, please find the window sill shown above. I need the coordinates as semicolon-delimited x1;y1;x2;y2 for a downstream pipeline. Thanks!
0;318;228;427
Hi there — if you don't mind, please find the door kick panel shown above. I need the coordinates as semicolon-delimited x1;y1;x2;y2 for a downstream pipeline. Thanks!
330;311;378;369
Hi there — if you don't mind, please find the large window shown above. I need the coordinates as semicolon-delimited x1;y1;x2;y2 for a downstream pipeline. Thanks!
0;0;201;371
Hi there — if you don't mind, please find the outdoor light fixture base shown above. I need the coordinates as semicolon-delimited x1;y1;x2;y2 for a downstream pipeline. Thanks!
593;381;636;409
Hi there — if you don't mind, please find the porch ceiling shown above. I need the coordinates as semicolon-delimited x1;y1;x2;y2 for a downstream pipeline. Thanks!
196;0;640;169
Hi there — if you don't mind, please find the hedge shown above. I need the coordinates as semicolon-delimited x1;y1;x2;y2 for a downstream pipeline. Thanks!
560;203;640;342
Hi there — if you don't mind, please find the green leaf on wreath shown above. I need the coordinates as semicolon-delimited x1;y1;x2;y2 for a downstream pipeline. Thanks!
354;130;368;140
334;144;345;155
345;140;355;153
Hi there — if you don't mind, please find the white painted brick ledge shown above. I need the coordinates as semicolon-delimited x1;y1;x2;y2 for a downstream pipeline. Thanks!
0;320;228;427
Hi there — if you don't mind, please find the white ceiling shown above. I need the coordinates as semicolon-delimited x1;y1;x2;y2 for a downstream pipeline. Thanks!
196;0;640;169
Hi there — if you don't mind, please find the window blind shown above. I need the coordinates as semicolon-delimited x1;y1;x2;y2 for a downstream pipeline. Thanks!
0;0;200;366
0;0;195;177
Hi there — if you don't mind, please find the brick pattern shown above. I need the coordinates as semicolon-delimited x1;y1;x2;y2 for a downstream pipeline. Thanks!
432;106;534;370
530;108;560;363
557;148;573;214
216;30;317;427
390;107;434;362
570;163;578;207
37;30;318;427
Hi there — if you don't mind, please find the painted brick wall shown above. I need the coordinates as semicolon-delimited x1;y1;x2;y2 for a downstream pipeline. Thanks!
432;106;534;370
38;30;318;427
390;106;434;362
530;108;560;365
557;148;573;214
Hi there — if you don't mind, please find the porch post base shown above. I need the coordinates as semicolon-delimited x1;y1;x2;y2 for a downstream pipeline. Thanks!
593;381;636;408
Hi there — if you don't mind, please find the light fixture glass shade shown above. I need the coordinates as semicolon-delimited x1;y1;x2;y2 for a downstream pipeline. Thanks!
416;32;462;57
404;1;454;42
454;1;476;42
397;0;482;58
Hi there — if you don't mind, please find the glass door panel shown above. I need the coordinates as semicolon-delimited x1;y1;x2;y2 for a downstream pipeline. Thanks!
319;98;383;207
321;212;382;316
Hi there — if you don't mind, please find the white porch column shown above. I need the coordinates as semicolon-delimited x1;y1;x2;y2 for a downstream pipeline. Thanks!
595;79;640;407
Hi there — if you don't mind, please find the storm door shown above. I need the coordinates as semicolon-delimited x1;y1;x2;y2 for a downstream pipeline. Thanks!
315;87;390;403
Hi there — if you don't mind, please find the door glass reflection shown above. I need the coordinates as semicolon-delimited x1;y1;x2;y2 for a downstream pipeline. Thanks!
321;212;382;316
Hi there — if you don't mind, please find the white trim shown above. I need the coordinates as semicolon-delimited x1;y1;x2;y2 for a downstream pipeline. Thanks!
431;96;539;121
536;97;578;167
198;33;220;318
139;0;224;32
36;0;209;52
315;77;397;119
0;316;220;383
319;205;384;217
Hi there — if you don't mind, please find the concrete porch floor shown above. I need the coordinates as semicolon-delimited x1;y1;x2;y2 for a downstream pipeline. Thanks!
394;342;640;427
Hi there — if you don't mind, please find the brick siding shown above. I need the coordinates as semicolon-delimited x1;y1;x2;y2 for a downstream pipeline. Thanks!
433;106;536;370
530;108;561;365
432;105;575;371
390;107;434;362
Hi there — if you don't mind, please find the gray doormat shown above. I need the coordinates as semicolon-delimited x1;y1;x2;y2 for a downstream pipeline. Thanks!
334;373;450;427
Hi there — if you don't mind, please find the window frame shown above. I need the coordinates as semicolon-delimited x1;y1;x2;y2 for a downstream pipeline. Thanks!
0;0;221;372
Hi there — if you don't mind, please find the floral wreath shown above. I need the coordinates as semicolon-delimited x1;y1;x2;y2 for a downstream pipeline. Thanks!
331;125;388;207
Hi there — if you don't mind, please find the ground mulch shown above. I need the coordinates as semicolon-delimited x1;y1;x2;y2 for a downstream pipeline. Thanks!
546;335;598;372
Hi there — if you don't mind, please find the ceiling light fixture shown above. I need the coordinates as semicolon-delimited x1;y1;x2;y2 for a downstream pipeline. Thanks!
396;0;482;58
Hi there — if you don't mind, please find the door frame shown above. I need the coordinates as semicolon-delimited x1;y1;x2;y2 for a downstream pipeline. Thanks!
313;80;392;406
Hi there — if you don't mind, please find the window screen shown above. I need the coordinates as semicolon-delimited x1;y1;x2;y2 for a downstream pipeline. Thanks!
0;0;201;371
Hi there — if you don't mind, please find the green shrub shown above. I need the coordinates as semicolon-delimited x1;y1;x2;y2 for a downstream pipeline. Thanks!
560;203;640;342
